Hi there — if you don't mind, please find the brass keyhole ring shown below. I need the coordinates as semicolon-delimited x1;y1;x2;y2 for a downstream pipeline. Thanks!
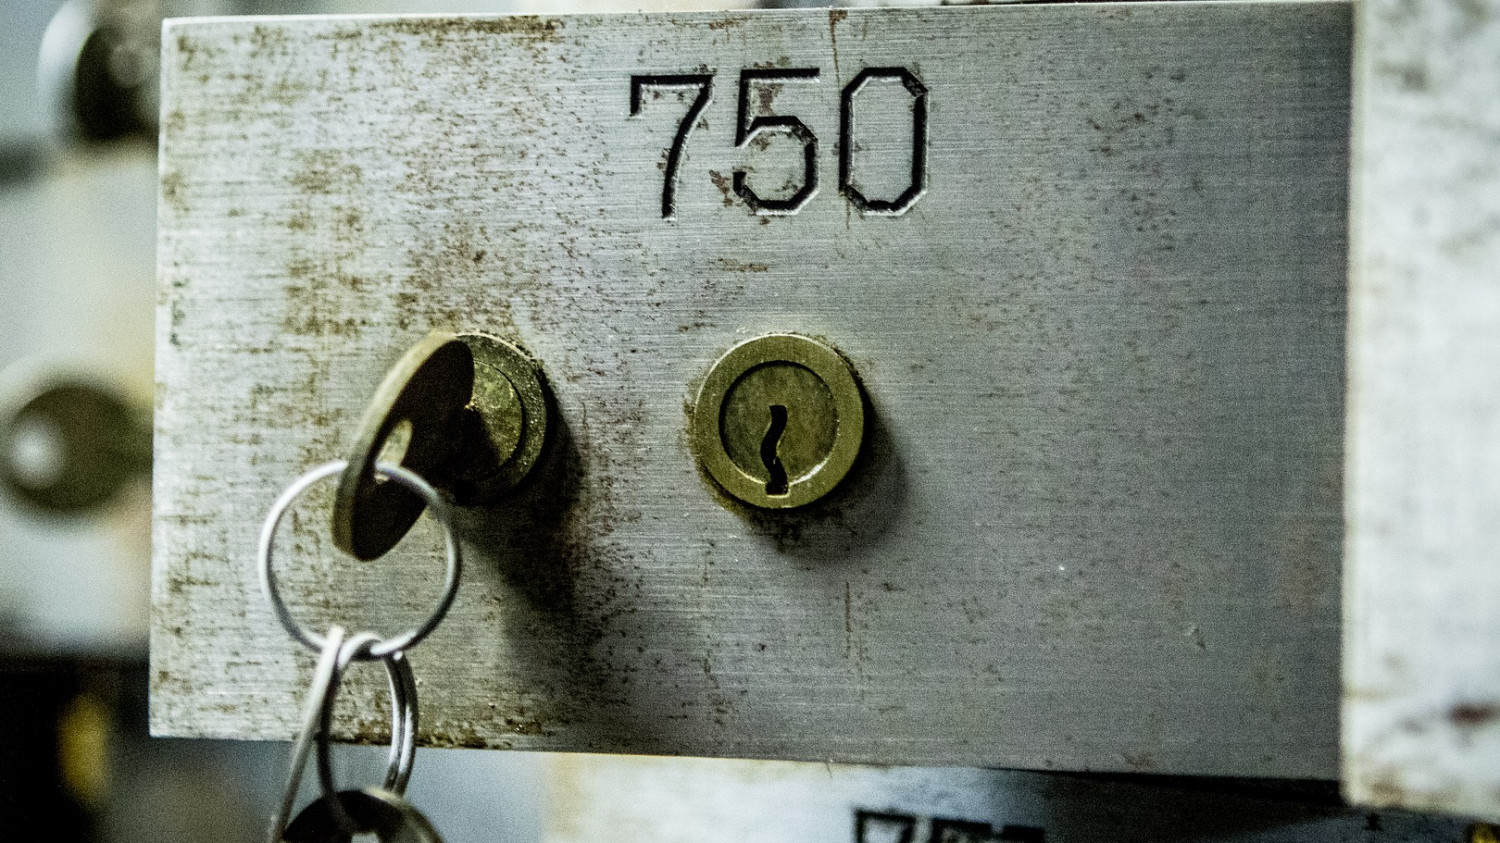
258;460;462;660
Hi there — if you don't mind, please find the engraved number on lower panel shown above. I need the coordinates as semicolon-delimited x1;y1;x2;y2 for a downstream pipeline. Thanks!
856;811;1045;843
630;66;927;217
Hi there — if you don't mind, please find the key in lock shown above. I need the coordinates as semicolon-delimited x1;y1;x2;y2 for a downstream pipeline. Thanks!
332;331;550;560
691;334;865;509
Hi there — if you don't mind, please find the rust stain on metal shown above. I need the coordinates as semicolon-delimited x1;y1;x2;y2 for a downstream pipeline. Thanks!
707;170;734;206
378;16;562;41
715;257;768;273
289;151;364;196
160;169;187;214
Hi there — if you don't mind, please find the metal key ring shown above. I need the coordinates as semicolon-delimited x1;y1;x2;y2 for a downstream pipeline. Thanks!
268;628;418;843
316;632;420;835
258;459;462;660
269;625;346;843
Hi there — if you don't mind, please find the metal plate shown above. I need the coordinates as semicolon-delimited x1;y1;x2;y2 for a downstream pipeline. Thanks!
152;3;1350;778
1344;0;1500;821
545;756;1470;843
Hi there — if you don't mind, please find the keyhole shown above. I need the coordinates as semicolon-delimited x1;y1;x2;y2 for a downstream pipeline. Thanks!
761;404;789;496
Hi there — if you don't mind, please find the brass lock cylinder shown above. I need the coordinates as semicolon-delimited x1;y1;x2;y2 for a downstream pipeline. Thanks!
691;334;865;509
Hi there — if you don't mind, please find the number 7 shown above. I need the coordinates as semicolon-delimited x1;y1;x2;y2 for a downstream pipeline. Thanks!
630;74;714;219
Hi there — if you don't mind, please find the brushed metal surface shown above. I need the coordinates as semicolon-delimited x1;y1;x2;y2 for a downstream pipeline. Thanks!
152;3;1350;778
1344;0;1500;820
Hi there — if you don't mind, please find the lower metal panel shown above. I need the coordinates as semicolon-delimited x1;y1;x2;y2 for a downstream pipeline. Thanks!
546;757;1467;843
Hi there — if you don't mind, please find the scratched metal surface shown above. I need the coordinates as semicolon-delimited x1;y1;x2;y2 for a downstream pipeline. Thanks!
1344;0;1500;821
152;3;1350;778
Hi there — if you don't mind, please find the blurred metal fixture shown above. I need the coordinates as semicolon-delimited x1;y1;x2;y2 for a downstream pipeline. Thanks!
38;0;160;142
0;367;151;515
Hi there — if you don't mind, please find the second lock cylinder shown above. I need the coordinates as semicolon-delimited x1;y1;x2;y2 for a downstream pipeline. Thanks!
690;334;865;509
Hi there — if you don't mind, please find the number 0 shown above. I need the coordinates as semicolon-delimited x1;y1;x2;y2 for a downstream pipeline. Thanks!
839;68;928;215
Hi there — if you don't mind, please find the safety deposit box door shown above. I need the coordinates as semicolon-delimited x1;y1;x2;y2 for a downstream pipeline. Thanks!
153;3;1349;778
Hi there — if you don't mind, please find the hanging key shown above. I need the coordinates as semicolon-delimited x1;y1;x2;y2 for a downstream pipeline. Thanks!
331;330;550;560
281;788;443;843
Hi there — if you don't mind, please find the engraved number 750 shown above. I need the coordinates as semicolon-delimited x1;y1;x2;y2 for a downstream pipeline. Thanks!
630;67;927;218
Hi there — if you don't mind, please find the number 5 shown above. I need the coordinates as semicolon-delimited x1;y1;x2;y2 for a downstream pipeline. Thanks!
734;69;820;215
